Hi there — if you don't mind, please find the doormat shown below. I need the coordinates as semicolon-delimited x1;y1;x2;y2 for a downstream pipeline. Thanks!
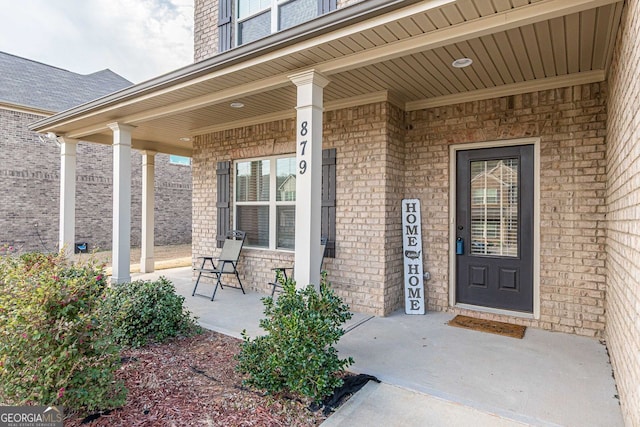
448;315;526;339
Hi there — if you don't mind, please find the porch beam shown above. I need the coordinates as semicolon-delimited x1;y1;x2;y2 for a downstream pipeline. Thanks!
67;133;192;157
140;150;156;273
289;70;329;290
65;76;290;139
191;91;397;136
108;122;135;284
405;70;606;111
58;136;78;259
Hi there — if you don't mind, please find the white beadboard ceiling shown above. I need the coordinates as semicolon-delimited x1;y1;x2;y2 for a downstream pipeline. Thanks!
34;0;623;155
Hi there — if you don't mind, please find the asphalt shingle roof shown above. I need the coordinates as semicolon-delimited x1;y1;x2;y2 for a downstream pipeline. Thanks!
0;51;132;113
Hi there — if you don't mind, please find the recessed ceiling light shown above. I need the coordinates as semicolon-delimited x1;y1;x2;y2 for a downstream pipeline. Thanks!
451;57;473;68
230;102;244;108
178;137;191;142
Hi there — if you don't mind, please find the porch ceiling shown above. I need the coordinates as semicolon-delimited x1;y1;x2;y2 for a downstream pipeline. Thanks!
31;0;623;156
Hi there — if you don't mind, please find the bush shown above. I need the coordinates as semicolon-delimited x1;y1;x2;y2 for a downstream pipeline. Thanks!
101;277;201;348
0;252;126;411
236;273;354;403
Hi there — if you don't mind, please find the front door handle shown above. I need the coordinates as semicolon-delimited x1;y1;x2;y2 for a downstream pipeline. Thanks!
456;237;464;255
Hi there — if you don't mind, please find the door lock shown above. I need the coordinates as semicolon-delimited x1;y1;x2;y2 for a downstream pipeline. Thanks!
456;237;464;255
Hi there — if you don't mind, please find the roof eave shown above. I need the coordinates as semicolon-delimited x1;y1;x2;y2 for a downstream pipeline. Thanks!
30;0;425;133
1;101;54;117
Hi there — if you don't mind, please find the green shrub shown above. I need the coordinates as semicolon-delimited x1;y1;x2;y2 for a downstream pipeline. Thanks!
101;277;201;348
0;252;126;411
236;273;354;403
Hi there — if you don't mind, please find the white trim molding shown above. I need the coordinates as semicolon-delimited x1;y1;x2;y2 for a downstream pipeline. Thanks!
406;70;606;111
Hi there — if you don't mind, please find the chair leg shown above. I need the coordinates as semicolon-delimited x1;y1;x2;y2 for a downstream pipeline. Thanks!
270;271;279;297
236;271;245;294
192;258;207;296
211;274;222;301
192;271;203;296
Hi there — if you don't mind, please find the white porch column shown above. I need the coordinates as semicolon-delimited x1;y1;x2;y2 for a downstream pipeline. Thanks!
289;70;329;290
140;150;156;273
58;137;78;259
108;122;135;284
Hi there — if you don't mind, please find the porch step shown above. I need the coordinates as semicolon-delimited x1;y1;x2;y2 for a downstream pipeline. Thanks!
321;382;550;427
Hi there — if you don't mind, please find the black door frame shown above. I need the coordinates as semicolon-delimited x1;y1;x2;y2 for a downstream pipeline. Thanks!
449;138;540;318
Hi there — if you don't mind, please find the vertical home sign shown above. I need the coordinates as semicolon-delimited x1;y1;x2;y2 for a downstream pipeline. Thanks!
402;199;425;314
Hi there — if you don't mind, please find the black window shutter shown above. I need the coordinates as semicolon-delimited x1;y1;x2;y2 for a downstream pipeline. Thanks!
218;0;233;53
321;148;336;258
216;161;231;248
318;0;337;14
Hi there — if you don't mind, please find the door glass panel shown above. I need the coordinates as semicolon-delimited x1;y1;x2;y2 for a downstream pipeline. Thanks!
470;158;518;257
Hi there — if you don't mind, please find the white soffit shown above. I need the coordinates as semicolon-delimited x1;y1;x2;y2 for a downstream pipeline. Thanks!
33;0;623;151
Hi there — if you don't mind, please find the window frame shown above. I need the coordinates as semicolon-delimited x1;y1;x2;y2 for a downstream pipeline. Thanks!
169;155;191;166
237;0;272;21
235;0;324;47
233;153;296;251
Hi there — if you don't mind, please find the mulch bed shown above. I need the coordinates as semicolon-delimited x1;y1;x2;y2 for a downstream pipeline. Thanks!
64;330;329;426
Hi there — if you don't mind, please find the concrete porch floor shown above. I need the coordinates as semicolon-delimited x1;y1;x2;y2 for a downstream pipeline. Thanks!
134;266;624;427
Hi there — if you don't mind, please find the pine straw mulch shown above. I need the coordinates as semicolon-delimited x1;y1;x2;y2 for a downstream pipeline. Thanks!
64;330;329;426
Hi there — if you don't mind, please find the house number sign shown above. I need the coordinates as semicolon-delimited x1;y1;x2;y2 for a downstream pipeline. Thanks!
298;121;308;174
402;199;425;314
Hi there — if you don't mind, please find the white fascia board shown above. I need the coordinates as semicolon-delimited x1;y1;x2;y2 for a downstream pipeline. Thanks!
0;102;53;117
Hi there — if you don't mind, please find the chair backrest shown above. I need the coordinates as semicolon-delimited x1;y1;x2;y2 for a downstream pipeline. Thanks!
218;230;246;270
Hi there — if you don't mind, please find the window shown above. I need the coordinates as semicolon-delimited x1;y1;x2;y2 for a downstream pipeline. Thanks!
169;155;191;166
236;0;335;46
234;155;296;249
470;158;519;257
471;188;498;204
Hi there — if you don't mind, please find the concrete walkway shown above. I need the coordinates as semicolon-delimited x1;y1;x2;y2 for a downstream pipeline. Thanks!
73;243;191;274
133;266;624;427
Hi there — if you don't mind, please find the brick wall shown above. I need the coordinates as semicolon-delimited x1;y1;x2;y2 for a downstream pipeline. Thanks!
405;84;608;338
192;102;403;315
383;103;406;313
325;103;400;314
193;87;608;328
0;108;192;253
604;0;640;424
194;0;219;62
193;0;363;63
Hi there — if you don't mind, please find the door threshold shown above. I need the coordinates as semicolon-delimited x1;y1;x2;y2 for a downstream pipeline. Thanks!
454;303;535;320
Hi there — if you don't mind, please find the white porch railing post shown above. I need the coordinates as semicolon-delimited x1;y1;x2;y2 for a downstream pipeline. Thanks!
108;122;135;284
58;137;78;259
289;70;329;291
140;150;156;273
